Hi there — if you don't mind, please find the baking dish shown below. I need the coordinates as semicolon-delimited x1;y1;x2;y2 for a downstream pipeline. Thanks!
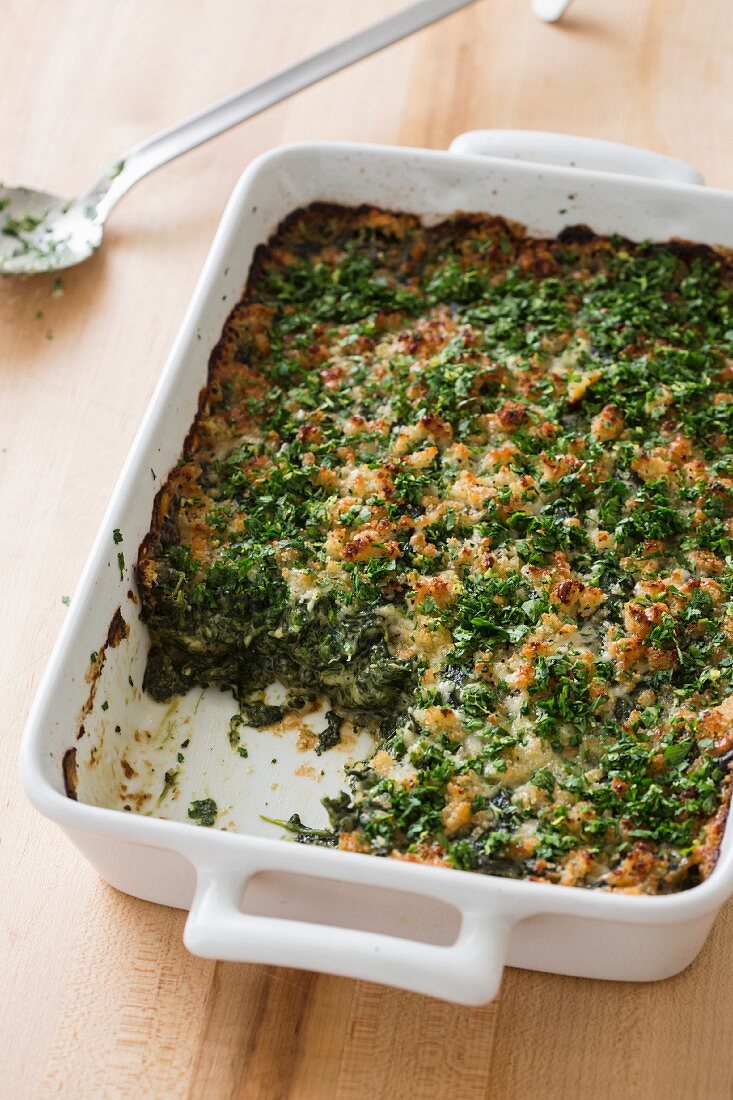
20;130;733;1006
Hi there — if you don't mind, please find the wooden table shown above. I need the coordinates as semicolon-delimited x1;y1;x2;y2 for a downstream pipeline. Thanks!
3;2;733;1096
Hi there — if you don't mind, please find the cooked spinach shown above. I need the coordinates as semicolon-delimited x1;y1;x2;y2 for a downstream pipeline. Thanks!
136;206;733;894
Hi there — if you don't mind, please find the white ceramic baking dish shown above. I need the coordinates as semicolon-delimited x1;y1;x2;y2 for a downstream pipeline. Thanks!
20;130;733;1006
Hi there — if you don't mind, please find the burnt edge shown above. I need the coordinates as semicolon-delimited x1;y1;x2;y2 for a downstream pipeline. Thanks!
62;748;78;800
106;607;129;649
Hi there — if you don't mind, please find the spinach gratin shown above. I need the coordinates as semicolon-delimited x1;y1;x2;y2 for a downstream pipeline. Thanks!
137;204;733;894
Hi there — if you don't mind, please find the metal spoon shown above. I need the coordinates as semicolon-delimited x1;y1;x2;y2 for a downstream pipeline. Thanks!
0;0;479;276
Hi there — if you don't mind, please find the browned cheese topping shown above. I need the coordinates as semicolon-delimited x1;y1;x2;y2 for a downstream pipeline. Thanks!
137;204;733;892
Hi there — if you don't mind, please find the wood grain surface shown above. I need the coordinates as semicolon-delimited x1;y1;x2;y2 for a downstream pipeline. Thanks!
3;2;733;1097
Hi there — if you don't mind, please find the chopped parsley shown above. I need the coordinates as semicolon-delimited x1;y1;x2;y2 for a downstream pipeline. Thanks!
188;798;218;826
138;206;733;893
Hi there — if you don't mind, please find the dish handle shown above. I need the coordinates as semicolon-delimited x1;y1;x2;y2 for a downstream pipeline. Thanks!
449;129;705;186
184;860;513;1005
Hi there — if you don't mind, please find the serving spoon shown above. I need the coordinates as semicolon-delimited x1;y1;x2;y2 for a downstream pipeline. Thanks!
0;0;572;276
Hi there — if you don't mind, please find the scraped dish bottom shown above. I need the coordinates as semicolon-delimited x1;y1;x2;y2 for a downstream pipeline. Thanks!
69;592;372;837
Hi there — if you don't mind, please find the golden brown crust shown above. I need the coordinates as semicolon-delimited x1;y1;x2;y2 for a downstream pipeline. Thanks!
130;202;733;892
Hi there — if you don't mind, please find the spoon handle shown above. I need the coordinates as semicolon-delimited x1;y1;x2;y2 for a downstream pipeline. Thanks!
86;0;477;220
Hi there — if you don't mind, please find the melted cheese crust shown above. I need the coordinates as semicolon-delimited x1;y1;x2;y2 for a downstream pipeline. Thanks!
137;205;733;893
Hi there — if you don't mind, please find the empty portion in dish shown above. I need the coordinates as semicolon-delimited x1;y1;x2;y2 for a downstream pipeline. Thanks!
133;203;733;893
